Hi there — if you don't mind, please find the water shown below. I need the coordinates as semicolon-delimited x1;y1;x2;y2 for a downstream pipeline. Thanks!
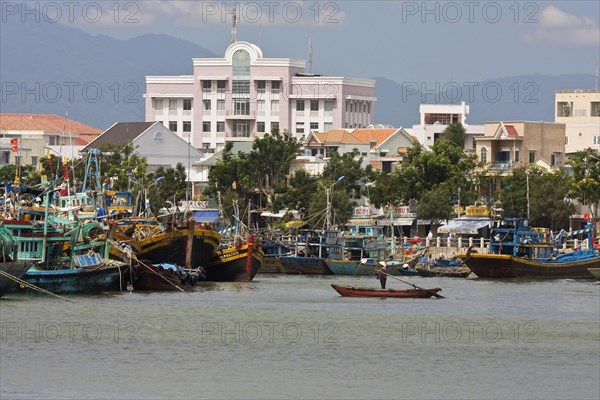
1;275;599;400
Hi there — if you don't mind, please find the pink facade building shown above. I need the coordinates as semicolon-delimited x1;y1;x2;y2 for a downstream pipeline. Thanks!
145;41;376;152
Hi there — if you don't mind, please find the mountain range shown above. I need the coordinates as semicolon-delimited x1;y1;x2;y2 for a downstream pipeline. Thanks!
1;19;597;130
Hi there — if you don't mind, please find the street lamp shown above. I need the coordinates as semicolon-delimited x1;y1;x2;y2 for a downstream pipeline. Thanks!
317;175;345;230
131;176;164;217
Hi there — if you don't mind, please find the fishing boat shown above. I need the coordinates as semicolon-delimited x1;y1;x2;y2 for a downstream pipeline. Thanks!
132;262;202;291
331;284;442;298
258;239;291;273
463;220;599;279
108;216;221;271
0;262;33;297
205;236;264;282
588;268;600;280
325;231;388;275
279;230;330;274
416;266;471;278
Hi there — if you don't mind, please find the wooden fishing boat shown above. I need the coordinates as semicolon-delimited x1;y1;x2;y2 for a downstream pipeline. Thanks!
132;262;203;291
108;217;221;270
416;266;471;278
205;236;264;282
588;268;600;280
0;262;32;297
279;255;330;274
331;284;442;298
510;250;599;279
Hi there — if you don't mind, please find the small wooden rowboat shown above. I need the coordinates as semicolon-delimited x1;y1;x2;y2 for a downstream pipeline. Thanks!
331;284;441;298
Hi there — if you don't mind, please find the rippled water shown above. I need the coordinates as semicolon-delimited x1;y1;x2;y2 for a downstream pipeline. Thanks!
1;275;599;400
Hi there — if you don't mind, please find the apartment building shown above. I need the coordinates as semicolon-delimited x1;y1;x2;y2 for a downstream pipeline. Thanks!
555;89;600;154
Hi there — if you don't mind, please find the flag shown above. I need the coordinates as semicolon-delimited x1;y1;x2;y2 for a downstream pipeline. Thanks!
63;164;69;180
232;180;237;190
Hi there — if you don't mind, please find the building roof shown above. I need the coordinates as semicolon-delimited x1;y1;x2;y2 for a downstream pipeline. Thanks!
86;122;154;148
504;125;519;137
351;129;398;149
0;113;101;135
309;130;363;145
195;141;255;167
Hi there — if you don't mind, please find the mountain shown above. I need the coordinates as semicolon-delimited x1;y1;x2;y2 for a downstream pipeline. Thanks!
1;20;596;130
374;74;598;127
0;20;216;130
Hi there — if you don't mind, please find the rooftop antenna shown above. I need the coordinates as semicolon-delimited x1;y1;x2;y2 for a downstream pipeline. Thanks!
230;7;237;44
307;33;313;74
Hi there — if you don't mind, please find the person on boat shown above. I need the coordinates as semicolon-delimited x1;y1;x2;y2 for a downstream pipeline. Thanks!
376;264;387;289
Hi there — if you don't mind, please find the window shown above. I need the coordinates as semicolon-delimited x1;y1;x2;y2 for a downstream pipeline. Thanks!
592;102;600;117
169;121;177;132
515;150;519;162
324;122;333;132
234;99;250;115
551;154;556;166
257;122;265;132
203;100;211;111
296;101;305;111
324;100;334;112
565;136;569;145
217;81;226;93
183;121;192;132
155;99;163;110
169;99;177;111
183;99;192;110
529;151;535;163
257;100;265;112
271;81;280;94
217;122;225;132
31;156;38;168
257;81;266;93
217;99;225;111
594;136;600;145
310;100;319;111
472;139;476;150
271;122;279;133
310;122;319;131
271;100;279;112
154;132;163;141
203;122;211;132
296;122;304;134
202;80;212;91
480;147;487;163
557;101;572;117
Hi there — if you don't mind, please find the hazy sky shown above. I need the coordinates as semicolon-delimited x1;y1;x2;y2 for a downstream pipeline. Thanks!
10;1;600;83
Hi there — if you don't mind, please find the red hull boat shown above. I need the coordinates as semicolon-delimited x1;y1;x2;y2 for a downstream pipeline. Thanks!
331;284;441;298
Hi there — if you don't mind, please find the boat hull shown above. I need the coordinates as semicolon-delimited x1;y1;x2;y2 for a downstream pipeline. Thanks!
17;264;127;294
257;256;284;273
511;255;600;279
416;267;471;278
205;244;264;282
0;262;32;297
459;253;515;278
588;268;600;280
133;263;201;291
279;256;330;275
325;260;361;275
331;284;441;298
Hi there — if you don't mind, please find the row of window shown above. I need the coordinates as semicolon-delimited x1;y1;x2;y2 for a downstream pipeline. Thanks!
202;80;282;94
155;99;192;111
296;100;335;112
557;101;600;117
346;101;371;114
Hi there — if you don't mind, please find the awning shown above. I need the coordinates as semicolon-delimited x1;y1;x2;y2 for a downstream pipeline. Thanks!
193;210;220;223
261;211;286;218
346;218;378;226
437;219;490;235
378;218;415;226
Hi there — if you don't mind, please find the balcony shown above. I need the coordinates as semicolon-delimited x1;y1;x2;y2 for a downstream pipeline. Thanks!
488;161;515;173
225;110;256;120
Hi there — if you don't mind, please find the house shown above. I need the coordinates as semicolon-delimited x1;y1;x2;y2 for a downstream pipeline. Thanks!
83;122;207;198
0;113;101;167
352;128;416;173
475;121;566;174
555;89;600;154
409;102;484;152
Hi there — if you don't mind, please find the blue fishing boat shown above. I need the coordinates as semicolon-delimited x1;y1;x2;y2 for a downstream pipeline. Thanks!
278;230;331;274
0;262;33;297
325;231;388;276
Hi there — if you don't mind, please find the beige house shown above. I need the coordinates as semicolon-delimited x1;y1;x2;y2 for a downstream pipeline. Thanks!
555;89;600;154
475;121;566;174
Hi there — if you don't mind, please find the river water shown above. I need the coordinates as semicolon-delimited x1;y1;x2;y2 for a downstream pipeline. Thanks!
1;275;599;400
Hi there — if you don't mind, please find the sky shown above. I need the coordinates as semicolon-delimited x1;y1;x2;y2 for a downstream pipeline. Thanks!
5;1;600;84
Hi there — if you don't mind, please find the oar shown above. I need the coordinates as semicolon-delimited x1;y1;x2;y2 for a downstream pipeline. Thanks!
0;268;75;303
376;263;445;299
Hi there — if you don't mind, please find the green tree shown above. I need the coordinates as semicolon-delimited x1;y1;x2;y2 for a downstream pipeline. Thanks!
439;123;466;149
416;185;453;225
147;163;188;216
529;169;575;230
307;186;355;228
569;149;600;221
273;170;318;218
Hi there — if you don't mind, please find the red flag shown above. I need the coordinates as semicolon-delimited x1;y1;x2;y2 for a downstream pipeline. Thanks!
63;164;69;180
232;180;237;190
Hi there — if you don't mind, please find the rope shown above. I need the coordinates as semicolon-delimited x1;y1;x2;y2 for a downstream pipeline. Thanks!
0;268;74;302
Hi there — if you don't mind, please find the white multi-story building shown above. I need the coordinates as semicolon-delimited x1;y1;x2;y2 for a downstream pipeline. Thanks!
145;41;376;152
408;102;483;152
555;90;600;154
